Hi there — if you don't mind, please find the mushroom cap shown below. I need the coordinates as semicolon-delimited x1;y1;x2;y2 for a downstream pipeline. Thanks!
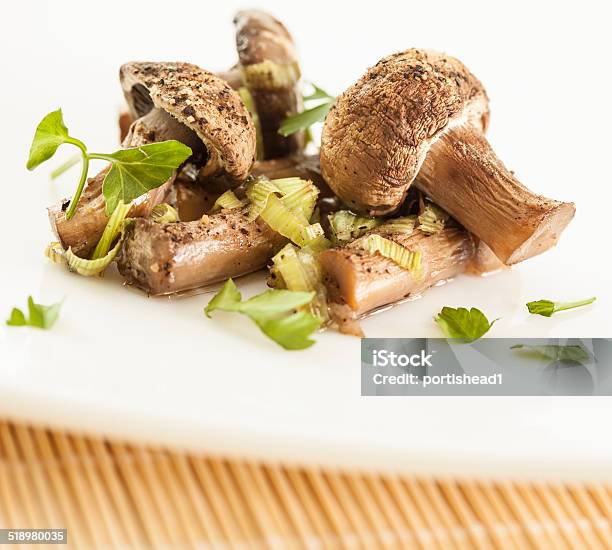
234;10;297;67
320;49;490;215
120;61;256;184
233;10;304;159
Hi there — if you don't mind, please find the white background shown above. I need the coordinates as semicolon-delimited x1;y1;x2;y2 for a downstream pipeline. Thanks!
0;1;611;479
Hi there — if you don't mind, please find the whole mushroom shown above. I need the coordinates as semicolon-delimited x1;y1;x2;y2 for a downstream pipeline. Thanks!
121;61;256;184
320;49;575;265
233;10;304;159
50;62;256;257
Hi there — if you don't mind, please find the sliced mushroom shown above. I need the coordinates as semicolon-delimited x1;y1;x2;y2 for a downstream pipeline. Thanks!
320;226;476;320
320;49;575;265
234;10;304;158
50;62;256;257
117;208;286;295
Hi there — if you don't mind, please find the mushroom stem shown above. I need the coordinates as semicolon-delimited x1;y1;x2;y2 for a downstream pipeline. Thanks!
415;124;575;264
117;209;286;295
320;227;475;318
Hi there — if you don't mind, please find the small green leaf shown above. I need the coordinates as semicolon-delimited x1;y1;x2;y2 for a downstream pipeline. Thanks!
6;308;26;326
240;289;315;318
6;296;62;329
435;307;498;342
97;141;192;214
511;344;591;363
205;279;243;317
526;297;596;317
303;83;334;101
27;109;74;170
205;280;318;350
278;101;334;137
255;312;320;350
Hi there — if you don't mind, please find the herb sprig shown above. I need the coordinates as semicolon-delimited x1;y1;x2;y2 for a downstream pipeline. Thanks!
27;110;192;218
278;84;335;137
205;279;320;350
526;297;596;317
6;297;62;330
435;307;498;342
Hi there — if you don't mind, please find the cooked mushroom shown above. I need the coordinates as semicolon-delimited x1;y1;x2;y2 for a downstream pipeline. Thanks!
121;61;256;183
320;225;476;320
117;208;286;295
320;49;575;265
50;62;256;257
234;10;304;158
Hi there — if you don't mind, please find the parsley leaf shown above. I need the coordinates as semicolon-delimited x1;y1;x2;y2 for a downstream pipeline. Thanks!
93;141;192;215
526;297;596;317
6;297;62;330
434;306;498;342
205;279;320;350
511;344;591;363
26;109;79;170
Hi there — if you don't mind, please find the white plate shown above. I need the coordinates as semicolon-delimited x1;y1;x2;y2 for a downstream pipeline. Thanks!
1;0;611;481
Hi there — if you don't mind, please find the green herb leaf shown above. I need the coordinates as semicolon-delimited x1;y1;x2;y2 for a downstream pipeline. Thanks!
27;109;80;170
255;312;320;350
435;307;498;342
204;279;243;317
95;141;191;214
526;297;596;317
303;83;335;101
278;101;334;137
511;344;591;363
6;296;62;329
240;289;315;318
205;279;320;349
6;308;26;326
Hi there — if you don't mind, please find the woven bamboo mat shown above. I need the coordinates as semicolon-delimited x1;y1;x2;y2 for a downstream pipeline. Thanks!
0;421;611;549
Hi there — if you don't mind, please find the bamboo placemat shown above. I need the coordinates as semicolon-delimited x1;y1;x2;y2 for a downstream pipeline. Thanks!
0;421;611;549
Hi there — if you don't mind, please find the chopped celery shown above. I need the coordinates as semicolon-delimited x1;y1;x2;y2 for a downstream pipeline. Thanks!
150;203;179;224
418;203;448;234
91;200;132;260
328;210;382;244
354;234;422;275
211;190;247;213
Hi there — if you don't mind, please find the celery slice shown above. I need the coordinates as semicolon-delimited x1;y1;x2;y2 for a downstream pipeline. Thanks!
242;60;301;90
150;203;179;224
377;216;417;235
246;177;282;221
211;190;247;213
238;87;264;160
65;237;125;277
328;210;382;244
354;234;422;275
418;203;448;234
91;200;131;260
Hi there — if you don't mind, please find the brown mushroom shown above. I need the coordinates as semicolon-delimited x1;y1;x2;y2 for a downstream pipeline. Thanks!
50;62;256;257
117;208;286;295
234;10;304;158
320;49;575;265
121;61;256;184
320;225;476;321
